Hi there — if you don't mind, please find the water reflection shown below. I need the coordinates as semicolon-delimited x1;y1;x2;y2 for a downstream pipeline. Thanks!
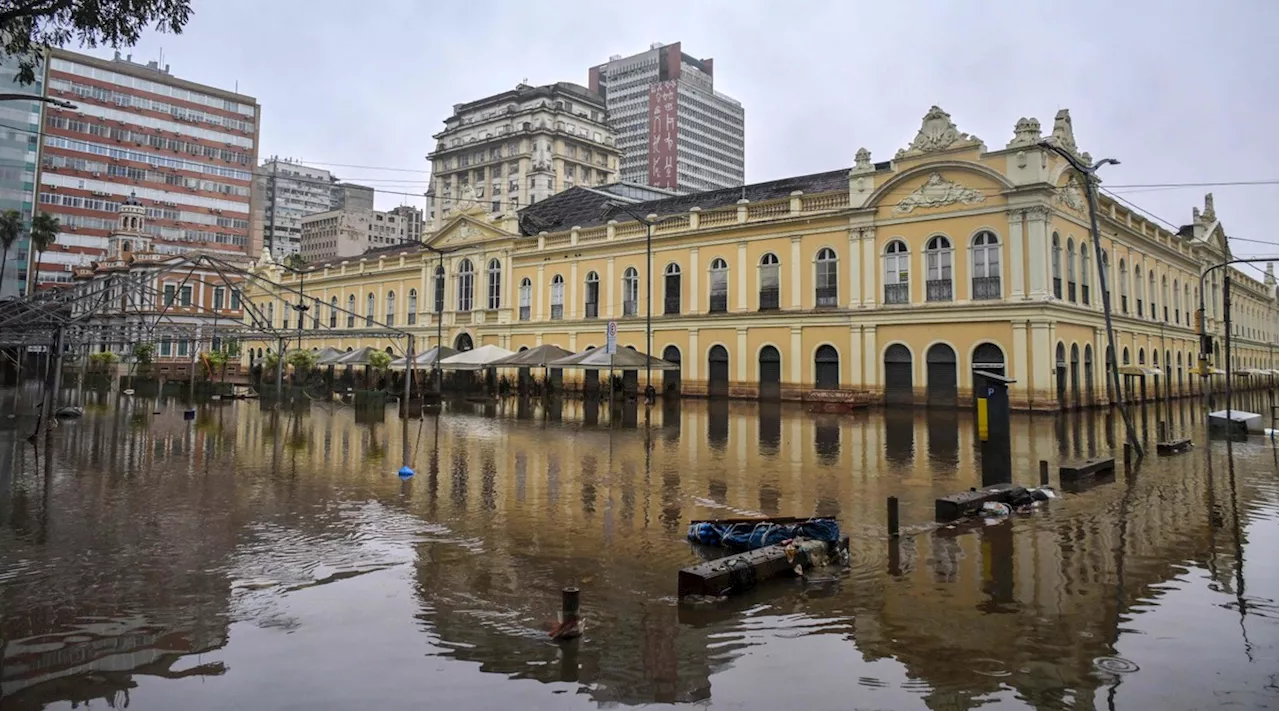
0;390;1275;710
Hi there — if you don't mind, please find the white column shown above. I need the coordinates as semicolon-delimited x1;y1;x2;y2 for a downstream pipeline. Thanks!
605;257;615;319
1007;209;1025;299
862;325;877;387
861;232;876;307
535;264;545;320
503;253;513;314
1030;321;1051;407
688;328;700;381
736;328;748;384
736;241;748;312
848;228;862;308
568;261;578;319
1011;320;1028;406
849;324;863;387
789;326;803;385
689;247;700;314
1025;207;1049;297
789;237;802;309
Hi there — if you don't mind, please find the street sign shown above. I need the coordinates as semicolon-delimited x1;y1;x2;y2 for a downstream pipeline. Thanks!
605;320;618;355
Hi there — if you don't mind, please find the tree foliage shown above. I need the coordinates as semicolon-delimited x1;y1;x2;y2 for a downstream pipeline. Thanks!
28;211;58;253
131;341;155;364
285;348;317;371
88;350;118;365
368;350;391;371
0;0;193;85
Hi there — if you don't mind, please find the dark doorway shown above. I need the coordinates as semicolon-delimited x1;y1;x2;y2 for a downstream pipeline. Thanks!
708;345;729;398
1084;345;1094;405
814;345;839;390
1070;344;1080;408
926;343;957;407
662;345;682;396
1055;342;1067;409
884;344;913;405
454;333;474;352
759;346;781;400
971;342;1005;401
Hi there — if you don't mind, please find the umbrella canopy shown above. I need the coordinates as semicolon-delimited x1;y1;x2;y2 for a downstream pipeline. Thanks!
547;346;679;371
332;346;382;366
438;344;516;371
488;344;575;368
389;345;459;370
314;347;345;365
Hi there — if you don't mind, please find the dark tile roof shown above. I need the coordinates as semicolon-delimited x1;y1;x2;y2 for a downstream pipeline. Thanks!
516;167;851;236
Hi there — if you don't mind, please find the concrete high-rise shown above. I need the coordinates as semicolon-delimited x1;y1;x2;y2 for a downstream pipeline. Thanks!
34;48;260;288
300;205;423;263
426;82;620;230
589;42;744;193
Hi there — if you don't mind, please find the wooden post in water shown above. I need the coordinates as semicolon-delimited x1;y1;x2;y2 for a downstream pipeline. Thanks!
550;586;581;640
1123;443;1132;472
1039;460;1050;487
887;496;900;538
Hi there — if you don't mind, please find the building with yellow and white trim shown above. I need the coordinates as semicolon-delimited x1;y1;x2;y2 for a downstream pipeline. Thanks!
243;106;1279;410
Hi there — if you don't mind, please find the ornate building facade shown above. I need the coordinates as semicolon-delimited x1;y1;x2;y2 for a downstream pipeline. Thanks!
244;107;1278;410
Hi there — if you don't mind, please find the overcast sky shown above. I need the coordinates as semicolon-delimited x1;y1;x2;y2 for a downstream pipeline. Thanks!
80;0;1278;269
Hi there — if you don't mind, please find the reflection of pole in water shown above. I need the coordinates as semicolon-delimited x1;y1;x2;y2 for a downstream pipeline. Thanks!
1225;439;1253;660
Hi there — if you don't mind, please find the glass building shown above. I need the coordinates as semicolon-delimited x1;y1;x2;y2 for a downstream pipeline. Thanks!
0;55;41;299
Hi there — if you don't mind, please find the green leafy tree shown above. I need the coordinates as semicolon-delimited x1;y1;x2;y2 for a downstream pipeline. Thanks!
132;341;155;364
88;351;118;367
0;209;22;294
285;348;317;372
27;211;59;290
368;350;391;371
201;349;227;379
284;254;306;270
0;0;193;85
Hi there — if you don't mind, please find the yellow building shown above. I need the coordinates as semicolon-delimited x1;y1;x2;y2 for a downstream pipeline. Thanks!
243;106;1279;410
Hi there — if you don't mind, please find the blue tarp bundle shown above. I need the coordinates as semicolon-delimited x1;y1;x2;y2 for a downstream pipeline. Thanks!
687;518;841;551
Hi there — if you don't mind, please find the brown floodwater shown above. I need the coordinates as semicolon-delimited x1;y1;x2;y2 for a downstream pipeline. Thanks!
0;387;1276;710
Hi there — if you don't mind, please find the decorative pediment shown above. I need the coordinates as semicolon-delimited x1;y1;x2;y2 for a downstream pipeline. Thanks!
428;213;513;248
895;106;983;159
1045;109;1079;155
893;172;986;214
1055;175;1086;213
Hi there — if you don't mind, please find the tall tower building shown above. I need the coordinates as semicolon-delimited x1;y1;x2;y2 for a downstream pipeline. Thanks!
589;42;745;193
253;158;335;260
34;48;260;289
0;54;42;297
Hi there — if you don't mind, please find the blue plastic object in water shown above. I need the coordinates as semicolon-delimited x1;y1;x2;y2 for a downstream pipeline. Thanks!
398;466;415;479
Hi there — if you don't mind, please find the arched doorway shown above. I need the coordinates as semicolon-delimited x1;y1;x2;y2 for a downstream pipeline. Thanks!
454;333;474;352
925;343;957;407
814;345;839;390
1055;342;1067;409
1084;345;1094;405
1177;352;1183;395
758;345;781;400
707;345;729;398
1165;349;1172;399
1105;346;1115;402
662;345;682;395
1070;344;1080;407
971;342;1005;404
884;344;913;405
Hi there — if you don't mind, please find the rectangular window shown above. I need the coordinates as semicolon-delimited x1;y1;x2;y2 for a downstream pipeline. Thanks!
180;285;192;307
160;339;171;356
230;289;241;309
177;339;188;356
163;284;175;305
214;287;225;309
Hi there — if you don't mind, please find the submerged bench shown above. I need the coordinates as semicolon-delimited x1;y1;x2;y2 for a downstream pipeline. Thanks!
935;483;1019;522
1059;457;1115;481
677;538;841;598
1157;438;1193;455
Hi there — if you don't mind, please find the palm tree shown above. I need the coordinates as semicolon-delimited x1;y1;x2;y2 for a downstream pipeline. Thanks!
0;209;22;295
28;211;60;291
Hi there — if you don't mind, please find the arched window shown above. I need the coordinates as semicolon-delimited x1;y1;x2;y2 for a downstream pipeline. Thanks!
434;265;446;313
1134;265;1145;317
815;345;839;390
1123;347;1130;365
365;292;375;325
1118;259;1129;313
486;258;501;310
815;248;838;307
759;252;780;310
329;296;338;328
884;240;909;304
407;289;417;325
1080;243;1091;305
385;290;395;326
550;274;565;319
709;257;729;312
457;259;474;312
518;278;532;320
346;294;355;327
1051;232;1062;298
1161;275;1169;322
266;302;274;328
1065;238;1077;302
1138;348;1146;366
664;263;681;315
971;231;1000;300
1146;270;1156;319
622;267;639;316
925;235;952;302
584;271;600;318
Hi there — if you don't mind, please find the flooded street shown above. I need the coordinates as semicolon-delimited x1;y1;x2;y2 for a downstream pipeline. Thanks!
0;391;1276;710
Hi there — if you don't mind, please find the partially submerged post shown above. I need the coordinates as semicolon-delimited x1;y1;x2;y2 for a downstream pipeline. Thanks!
887;496;900;538
974;370;1015;487
550;587;581;640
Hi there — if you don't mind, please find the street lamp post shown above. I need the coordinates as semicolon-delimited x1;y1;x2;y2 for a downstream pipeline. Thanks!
0;94;76;109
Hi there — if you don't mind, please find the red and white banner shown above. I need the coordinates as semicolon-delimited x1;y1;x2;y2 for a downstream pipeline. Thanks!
647;80;678;189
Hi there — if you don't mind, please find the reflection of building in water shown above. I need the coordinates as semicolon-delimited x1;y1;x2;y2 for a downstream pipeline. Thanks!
242;105;1279;411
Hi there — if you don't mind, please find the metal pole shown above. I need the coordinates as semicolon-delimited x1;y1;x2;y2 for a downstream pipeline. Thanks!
645;220;652;401
275;336;284;402
1224;274;1232;423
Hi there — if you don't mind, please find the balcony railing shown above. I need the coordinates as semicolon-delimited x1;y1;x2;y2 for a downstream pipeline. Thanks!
585;302;599;319
1052;277;1062;299
926;279;952;302
1067;282;1076;302
664;297;680;315
623;300;637;317
972;276;1001;300
519;305;530;321
815;286;837;308
759;288;780;311
884;282;909;304
550;304;563;320
709;293;727;313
